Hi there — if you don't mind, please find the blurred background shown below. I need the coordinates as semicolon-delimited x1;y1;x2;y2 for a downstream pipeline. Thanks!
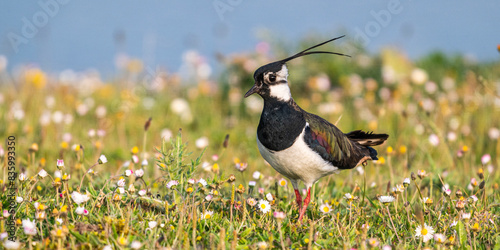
1;1;499;74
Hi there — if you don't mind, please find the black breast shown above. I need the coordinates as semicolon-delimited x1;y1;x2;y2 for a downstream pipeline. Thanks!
257;99;306;151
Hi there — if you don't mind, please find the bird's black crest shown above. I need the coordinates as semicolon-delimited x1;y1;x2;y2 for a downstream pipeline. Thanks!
253;36;350;79
279;35;350;63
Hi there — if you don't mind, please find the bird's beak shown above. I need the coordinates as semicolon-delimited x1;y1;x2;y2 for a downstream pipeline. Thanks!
244;83;259;98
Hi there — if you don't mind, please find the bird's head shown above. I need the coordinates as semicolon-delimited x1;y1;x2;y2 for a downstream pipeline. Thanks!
244;35;350;102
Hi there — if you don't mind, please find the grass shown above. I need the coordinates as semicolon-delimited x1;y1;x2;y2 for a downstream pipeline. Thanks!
1;38;500;249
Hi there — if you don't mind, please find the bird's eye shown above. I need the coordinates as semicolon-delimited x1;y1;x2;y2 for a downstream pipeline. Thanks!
268;74;276;82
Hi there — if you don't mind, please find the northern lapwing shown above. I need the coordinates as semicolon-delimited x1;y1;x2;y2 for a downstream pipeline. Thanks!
244;36;389;221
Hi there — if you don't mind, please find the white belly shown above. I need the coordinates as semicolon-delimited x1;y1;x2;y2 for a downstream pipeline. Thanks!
256;126;339;186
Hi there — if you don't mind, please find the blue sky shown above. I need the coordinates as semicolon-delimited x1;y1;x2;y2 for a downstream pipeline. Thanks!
1;1;499;75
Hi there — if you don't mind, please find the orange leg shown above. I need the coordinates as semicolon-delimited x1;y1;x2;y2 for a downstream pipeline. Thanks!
298;188;311;222
294;189;303;209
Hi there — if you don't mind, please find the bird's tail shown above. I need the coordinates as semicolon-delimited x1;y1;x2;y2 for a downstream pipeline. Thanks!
346;130;389;146
367;146;379;160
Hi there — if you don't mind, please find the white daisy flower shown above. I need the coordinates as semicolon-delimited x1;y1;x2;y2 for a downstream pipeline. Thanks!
202;210;214;220
3;240;21;249
22;219;37;235
378;195;395;204
148;221;157;229
252;171;261;180
344;193;353;200
403;178;411;186
481;154;491;165
124;169;133;177
138;190;147;196
71;191;88;205
462;213;471;220
266;193;273;201
16;197;23;203
75;206;85;215
197;178;207;187
18;173;27;182
319;203;332;214
117;178;126;187
38;169;48;178
450;220;458;227
469;195;478;203
135;169;144;178
98;154;107;164
434;233;446;243
249;181;256;187
141;159;148;166
415;223;435;242
166;180;179;189
257;241;268;249
130;241;142;249
278;178;287;187
258;199;271;214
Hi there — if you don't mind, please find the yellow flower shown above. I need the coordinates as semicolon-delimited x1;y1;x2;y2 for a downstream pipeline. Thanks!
117;236;127;246
376;156;386;165
386;146;393;154
279;178;287;187
60;205;68;213
462;145;469;152
131;146;139;154
471;223;480;232
60;141;69;149
399;145;407;154
304;238;309;244
25;68;47;89
212;163;219;172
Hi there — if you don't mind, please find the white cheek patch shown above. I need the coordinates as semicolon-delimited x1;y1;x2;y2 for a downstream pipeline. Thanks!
276;65;289;80
269;83;292;102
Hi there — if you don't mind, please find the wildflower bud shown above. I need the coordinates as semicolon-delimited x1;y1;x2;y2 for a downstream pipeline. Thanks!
417;170;426;179
246;198;257;207
479;180;485;190
29;143;39;152
236;184;245;194
477;168;484;179
455;200;465;210
455;190;463;199
404;201;410;207
443;189;451;196
411;172;416;181
471;178;478;187
144;117;152;131
403;178;410;188
367;238;379;248
223;134;229;148
227;174;236;183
